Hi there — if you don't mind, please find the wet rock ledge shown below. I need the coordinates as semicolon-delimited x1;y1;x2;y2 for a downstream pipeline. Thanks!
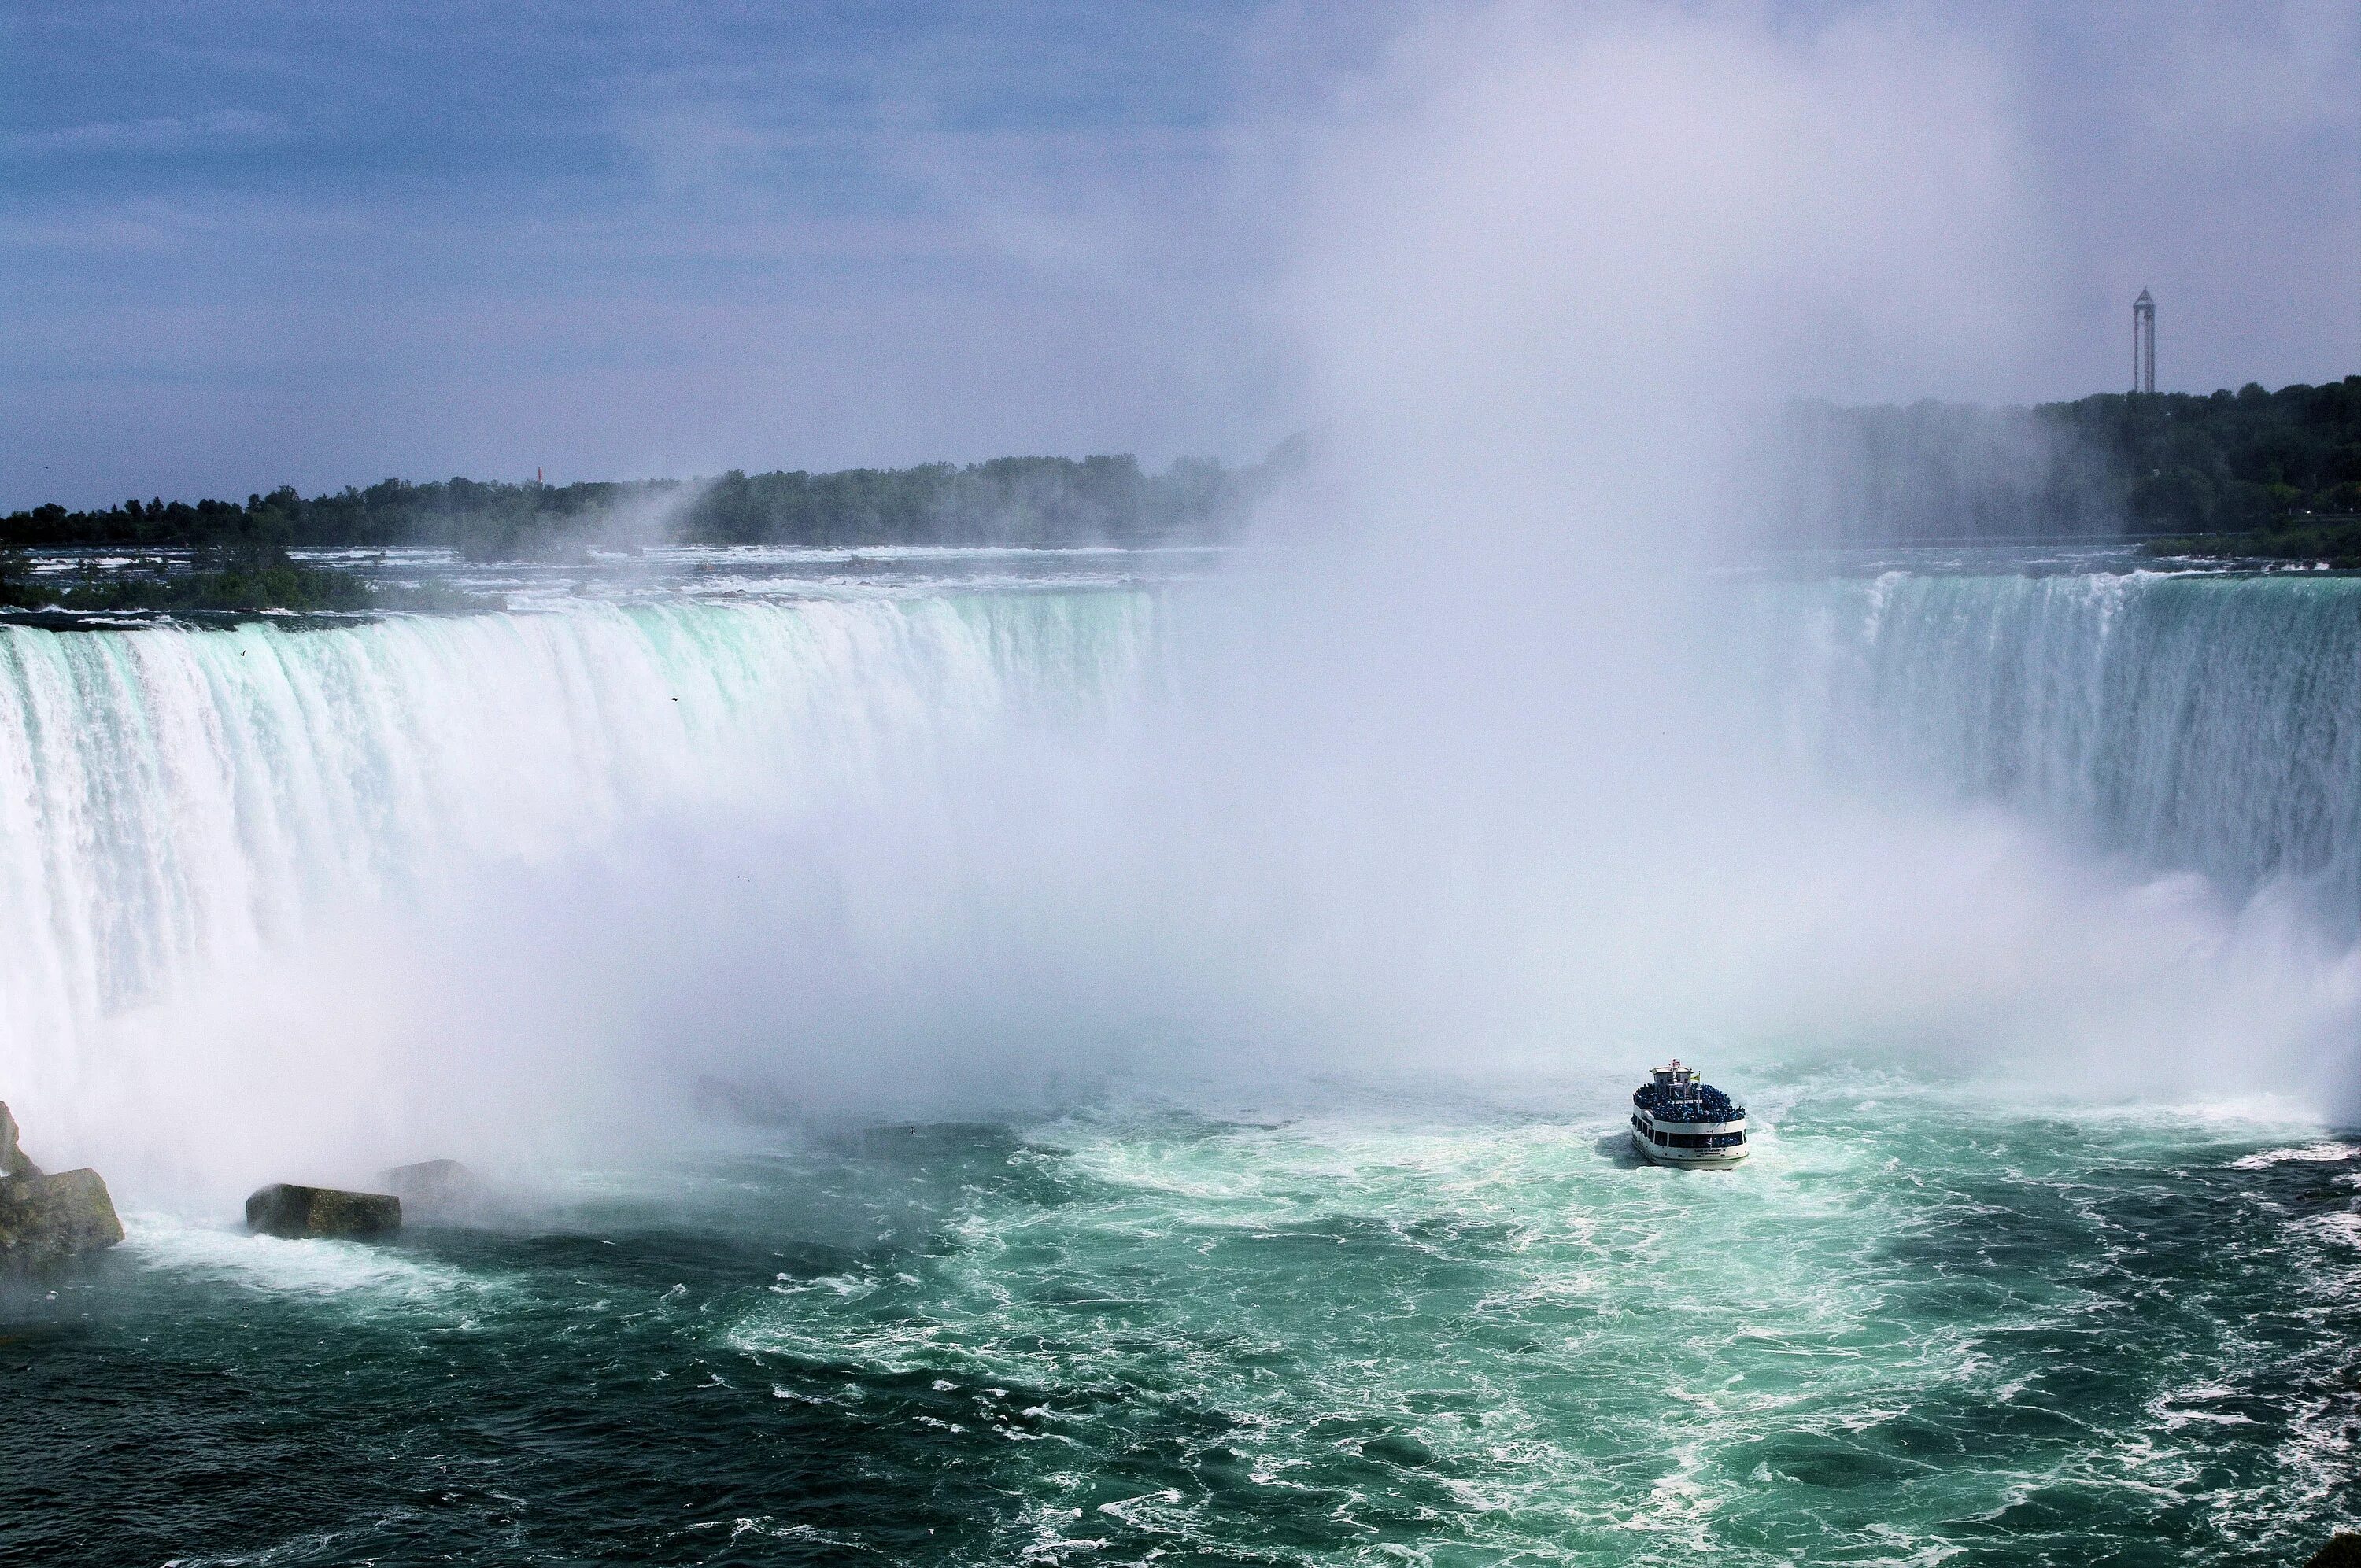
246;1182;401;1240
0;1101;125;1275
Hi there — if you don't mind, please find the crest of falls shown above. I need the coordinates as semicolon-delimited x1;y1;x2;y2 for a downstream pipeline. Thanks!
1753;571;2361;921
0;570;2356;1177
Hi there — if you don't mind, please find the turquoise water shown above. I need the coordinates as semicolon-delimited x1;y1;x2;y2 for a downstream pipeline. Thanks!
7;565;2361;1563
9;1067;2356;1564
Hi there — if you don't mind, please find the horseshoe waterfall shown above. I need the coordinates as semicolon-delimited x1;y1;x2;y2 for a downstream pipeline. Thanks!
4;561;2358;1563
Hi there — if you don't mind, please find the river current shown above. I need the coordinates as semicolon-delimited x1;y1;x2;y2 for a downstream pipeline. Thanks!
4;548;2358;1564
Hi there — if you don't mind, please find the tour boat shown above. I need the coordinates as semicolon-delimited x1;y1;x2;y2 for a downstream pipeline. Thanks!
1631;1060;1749;1166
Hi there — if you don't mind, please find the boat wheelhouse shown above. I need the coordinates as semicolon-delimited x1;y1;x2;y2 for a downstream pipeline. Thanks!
1631;1060;1748;1166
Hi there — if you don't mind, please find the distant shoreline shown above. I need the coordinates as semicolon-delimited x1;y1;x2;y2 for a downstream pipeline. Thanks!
1;445;1306;563
11;376;2356;560
2141;515;2361;570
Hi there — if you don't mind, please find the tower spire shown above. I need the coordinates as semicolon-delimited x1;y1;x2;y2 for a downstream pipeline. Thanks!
2133;289;2156;394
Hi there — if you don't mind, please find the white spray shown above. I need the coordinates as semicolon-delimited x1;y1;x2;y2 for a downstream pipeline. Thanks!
2;3;2354;1198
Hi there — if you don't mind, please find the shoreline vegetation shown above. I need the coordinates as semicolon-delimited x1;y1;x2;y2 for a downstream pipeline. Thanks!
1771;376;2359;543
2;377;2352;615
0;545;497;620
2141;515;2361;570
0;446;1310;621
2;447;1306;563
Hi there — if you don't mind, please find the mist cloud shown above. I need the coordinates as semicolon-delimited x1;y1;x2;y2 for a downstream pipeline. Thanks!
20;5;2353;1201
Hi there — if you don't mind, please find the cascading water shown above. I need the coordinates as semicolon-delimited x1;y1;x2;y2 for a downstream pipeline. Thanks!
9;568;2361;1140
1750;570;2361;922
0;592;1158;1142
5;567;2359;1566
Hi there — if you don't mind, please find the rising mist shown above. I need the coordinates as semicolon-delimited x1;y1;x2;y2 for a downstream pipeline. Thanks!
9;3;2358;1200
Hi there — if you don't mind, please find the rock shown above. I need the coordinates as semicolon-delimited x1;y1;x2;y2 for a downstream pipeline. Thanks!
379;1159;482;1222
245;1183;401;1240
0;1102;120;1275
0;1101;42;1180
2309;1535;2361;1568
381;1158;474;1197
0;1168;124;1275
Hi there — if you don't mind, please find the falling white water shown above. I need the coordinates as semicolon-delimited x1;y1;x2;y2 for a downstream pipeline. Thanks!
0;593;1155;1178
2;563;2356;1197
1750;570;2361;924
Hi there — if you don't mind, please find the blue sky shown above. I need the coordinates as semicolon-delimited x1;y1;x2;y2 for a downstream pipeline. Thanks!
2;2;2355;509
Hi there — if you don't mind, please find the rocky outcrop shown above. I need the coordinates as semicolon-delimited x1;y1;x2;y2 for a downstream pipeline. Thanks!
0;1161;124;1275
245;1182;401;1240
2308;1535;2361;1568
0;1101;39;1180
379;1159;482;1223
1;1171;126;1274
0;1102;124;1275
382;1158;472;1200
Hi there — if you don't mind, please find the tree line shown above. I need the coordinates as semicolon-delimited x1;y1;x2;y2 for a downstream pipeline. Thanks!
0;539;500;617
2;446;1305;561
1763;376;2360;542
9;382;2353;555
2086;378;2361;530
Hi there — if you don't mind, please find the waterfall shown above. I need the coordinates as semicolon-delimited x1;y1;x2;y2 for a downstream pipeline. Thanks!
0;594;1156;1114
1751;570;2361;924
4;569;2356;1179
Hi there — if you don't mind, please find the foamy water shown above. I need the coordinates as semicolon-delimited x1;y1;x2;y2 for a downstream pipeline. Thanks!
11;1072;2359;1564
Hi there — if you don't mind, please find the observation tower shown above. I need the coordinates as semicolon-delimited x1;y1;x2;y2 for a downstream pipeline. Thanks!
2133;288;2156;394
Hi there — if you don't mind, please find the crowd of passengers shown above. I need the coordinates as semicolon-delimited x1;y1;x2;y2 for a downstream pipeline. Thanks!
1632;1087;1745;1123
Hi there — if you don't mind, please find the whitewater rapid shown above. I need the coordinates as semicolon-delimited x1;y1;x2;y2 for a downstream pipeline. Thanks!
25;1077;2361;1566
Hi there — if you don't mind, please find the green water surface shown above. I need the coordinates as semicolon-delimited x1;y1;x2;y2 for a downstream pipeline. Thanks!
6;1067;2356;1566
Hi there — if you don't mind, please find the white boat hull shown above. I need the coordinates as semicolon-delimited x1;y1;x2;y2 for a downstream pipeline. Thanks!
1631;1109;1749;1167
1632;1131;1749;1167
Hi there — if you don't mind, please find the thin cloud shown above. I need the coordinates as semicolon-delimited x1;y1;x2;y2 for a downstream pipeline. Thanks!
9;109;288;157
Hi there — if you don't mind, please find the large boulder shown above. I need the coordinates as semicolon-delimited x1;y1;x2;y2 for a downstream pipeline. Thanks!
0;1100;40;1180
246;1183;401;1240
0;1168;124;1275
0;1101;122;1275
381;1158;472;1200
379;1159;482;1223
2309;1536;2361;1568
